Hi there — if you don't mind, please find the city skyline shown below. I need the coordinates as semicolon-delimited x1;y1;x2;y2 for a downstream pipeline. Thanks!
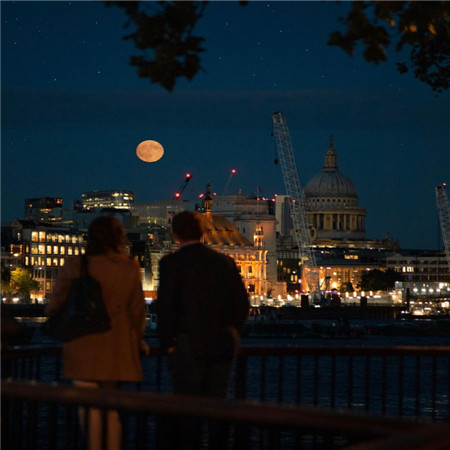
2;1;449;250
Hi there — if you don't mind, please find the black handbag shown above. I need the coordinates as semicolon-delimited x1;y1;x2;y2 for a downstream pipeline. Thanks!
43;255;111;342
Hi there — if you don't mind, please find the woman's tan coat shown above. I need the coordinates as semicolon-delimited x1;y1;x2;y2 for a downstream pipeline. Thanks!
46;251;146;382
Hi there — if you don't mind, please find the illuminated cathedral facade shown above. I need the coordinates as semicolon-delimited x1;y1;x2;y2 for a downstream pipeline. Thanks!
277;137;398;295
304;137;366;243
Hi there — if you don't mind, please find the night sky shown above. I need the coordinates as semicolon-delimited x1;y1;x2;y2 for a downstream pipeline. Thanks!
2;1;449;250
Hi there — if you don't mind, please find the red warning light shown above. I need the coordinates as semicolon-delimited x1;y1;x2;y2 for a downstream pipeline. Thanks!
186;173;192;179
175;192;181;198
231;169;237;174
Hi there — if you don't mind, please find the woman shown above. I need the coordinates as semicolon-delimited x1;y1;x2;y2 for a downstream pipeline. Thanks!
46;216;147;450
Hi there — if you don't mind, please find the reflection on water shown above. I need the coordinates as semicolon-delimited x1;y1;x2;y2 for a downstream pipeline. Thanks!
7;320;450;422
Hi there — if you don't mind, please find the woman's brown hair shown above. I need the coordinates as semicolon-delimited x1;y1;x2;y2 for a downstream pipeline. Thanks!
85;216;128;255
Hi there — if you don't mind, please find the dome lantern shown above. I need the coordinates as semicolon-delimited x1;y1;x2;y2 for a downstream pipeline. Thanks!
304;137;357;199
303;137;366;241
323;135;338;173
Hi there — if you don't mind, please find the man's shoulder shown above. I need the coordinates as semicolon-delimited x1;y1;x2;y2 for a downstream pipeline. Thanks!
162;244;235;267
159;251;177;267
202;246;236;268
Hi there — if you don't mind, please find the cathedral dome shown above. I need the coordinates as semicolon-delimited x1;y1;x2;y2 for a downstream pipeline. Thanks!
304;172;357;198
304;137;357;199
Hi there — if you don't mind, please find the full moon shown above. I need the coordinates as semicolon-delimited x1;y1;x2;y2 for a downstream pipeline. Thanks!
136;140;164;163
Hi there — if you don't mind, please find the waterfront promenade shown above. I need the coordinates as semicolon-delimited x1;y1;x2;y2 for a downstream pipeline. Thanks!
3;331;450;449
5;302;404;319
3;305;450;448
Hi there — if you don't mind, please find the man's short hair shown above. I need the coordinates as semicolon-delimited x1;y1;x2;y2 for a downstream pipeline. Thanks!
171;211;204;241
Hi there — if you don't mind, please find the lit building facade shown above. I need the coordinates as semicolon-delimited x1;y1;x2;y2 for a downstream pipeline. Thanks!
9;220;86;299
386;250;450;283
43;206;133;230
315;247;394;292
81;190;135;211
277;246;391;295
275;137;399;295
131;199;197;227
210;193;282;297
198;187;269;296
25;197;63;222
148;186;271;298
275;195;292;238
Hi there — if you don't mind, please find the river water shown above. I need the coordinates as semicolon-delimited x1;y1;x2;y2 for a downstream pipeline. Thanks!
21;317;450;348
5;319;450;450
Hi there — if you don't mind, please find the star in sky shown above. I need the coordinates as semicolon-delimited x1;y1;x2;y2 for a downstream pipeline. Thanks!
1;0;449;250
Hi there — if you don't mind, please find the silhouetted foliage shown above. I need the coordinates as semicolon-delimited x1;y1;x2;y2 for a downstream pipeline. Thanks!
104;1;208;91
328;1;450;94
340;281;354;293
359;269;403;291
10;267;41;301
1;266;14;299
105;1;448;93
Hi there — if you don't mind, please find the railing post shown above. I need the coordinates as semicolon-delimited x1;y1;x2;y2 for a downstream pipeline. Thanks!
234;352;247;401
234;351;250;449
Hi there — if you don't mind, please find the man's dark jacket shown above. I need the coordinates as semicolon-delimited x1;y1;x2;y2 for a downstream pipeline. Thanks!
156;243;249;358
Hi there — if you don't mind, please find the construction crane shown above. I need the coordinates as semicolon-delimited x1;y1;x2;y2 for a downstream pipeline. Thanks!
174;173;193;199
271;112;319;298
223;169;237;195
436;183;450;268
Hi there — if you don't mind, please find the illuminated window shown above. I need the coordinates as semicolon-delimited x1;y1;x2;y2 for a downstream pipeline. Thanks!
25;256;29;265
47;245;52;254
46;258;52;266
39;231;46;242
60;247;66;255
31;231;38;242
72;236;77;244
81;248;85;254
74;248;79;255
46;281;51;291
31;244;38;255
38;245;45;255
53;246;59;255
53;258;58;266
68;247;73;255
60;258;65;266
58;235;64;243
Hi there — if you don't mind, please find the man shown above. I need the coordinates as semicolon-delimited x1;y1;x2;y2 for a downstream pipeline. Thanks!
156;210;249;449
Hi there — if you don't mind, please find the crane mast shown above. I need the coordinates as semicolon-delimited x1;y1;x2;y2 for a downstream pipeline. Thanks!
436;183;450;268
272;112;319;296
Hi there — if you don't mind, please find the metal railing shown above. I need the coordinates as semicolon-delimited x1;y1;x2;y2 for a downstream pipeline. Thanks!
3;345;450;422
234;346;450;421
3;379;450;450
